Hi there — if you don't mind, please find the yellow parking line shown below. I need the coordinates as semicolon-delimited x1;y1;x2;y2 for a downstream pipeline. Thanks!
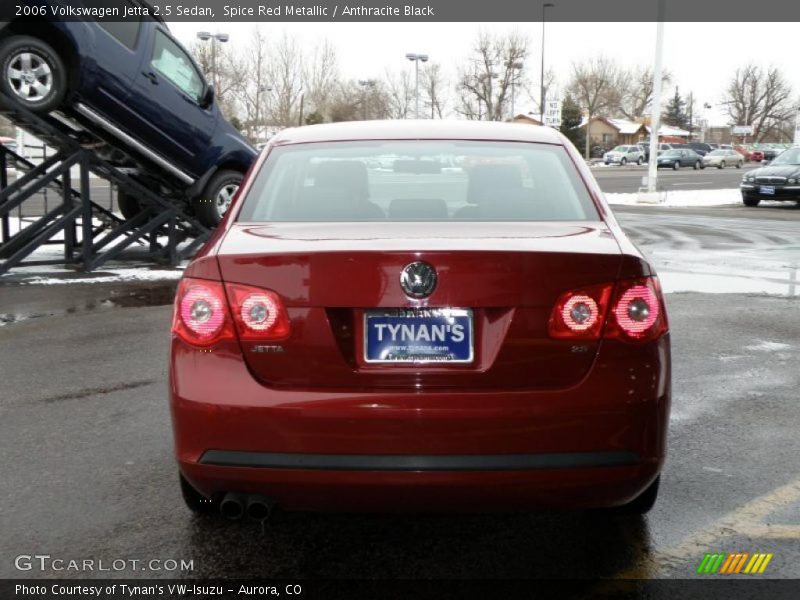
737;524;800;539
613;477;800;579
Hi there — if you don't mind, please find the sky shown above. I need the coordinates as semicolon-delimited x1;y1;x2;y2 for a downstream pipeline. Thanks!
168;21;800;126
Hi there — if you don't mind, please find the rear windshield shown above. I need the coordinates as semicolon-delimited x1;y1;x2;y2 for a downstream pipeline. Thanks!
237;141;599;222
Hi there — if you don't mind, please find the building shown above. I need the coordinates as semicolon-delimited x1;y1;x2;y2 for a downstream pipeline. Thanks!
580;117;647;149
508;114;543;126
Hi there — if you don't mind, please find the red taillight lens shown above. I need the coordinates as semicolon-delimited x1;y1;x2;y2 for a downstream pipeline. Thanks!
172;278;235;346
549;283;613;340
548;277;668;343
225;283;290;341
607;277;668;342
172;278;290;346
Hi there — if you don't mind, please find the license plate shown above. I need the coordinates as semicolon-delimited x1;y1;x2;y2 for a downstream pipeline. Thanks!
364;308;473;363
760;186;775;195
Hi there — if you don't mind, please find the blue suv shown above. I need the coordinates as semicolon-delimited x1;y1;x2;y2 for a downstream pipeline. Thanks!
0;1;257;226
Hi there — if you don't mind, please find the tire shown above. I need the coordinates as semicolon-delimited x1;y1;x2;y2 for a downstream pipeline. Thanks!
672;161;680;170
0;36;67;113
620;158;627;166
720;161;726;169
743;195;761;207
693;161;700;170
180;473;216;514
194;169;244;228
117;190;143;220
736;161;742;169
637;156;643;166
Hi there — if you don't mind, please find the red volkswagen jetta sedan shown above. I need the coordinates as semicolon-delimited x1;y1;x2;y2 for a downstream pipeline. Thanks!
169;121;670;520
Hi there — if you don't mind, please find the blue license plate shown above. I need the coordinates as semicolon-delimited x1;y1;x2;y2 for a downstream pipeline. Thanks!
364;308;473;363
760;186;775;195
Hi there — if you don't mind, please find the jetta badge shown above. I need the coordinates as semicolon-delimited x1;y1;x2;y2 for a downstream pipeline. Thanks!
400;261;437;299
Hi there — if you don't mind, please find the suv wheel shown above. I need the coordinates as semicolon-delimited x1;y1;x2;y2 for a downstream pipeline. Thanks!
0;36;67;113
620;157;627;166
719;161;726;169
637;156;643;165
194;169;244;227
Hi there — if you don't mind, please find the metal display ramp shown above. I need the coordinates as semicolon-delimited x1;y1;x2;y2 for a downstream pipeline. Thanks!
0;92;211;275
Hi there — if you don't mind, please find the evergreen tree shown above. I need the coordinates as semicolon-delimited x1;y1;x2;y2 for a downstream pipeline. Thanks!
662;87;689;129
559;94;585;151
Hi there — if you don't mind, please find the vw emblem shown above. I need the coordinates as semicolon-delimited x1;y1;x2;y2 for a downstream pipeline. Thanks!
400;261;437;299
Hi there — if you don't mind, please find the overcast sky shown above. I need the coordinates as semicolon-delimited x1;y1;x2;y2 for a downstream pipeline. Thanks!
169;21;800;126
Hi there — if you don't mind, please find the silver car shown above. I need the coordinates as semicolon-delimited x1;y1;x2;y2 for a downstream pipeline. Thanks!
702;149;744;169
604;145;644;166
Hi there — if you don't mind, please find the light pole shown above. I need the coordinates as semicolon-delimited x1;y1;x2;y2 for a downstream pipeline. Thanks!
479;71;498;120
358;79;376;120
539;3;554;125
258;85;272;141
646;0;665;194
507;61;523;119
196;31;229;93
405;52;429;119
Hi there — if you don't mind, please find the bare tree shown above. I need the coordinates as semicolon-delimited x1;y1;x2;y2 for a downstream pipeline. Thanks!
191;39;246;120
422;62;447;118
456;31;529;121
235;28;271;141
384;68;414;119
723;64;795;142
303;39;340;119
264;32;305;128
567;56;627;158
619;66;671;121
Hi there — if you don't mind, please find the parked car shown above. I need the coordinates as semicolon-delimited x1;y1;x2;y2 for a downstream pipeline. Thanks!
0;3;257;226
685;142;712;156
749;150;765;162
656;143;681;156
734;145;752;161
702;149;744;169
170;121;671;518
740;147;800;207
636;142;651;162
762;148;784;161
656;148;704;170
603;144;644;165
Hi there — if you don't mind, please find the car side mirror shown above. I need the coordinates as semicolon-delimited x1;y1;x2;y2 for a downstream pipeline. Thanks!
201;85;215;109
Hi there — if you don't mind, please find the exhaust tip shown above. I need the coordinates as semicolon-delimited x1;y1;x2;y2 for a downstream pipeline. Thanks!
246;495;275;521
219;492;245;520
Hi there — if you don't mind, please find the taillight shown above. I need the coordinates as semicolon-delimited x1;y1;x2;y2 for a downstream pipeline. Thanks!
172;278;235;346
172;278;290;346
549;283;613;340
607;277;668;342
225;282;291;341
549;277;668;343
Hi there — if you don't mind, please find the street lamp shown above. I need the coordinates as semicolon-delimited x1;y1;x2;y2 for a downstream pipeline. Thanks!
358;79;376;120
196;31;229;92
539;3;554;125
507;61;523;119
405;52;429;119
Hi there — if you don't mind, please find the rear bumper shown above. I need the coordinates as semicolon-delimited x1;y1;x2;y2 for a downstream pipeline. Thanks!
170;335;671;511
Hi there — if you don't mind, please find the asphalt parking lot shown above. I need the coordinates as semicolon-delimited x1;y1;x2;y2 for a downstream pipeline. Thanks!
1;204;799;585
592;163;759;193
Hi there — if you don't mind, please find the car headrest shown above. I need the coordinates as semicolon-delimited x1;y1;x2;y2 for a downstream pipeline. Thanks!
467;164;524;205
314;161;369;200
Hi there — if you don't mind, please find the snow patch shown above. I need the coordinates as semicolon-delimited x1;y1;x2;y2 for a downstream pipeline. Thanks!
606;188;742;207
745;341;791;352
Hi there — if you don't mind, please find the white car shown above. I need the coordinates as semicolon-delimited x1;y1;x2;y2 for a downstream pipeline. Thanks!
702;149;744;169
604;145;644;166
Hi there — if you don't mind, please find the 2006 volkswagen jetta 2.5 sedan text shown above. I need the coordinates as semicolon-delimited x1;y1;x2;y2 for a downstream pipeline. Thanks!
169;121;671;521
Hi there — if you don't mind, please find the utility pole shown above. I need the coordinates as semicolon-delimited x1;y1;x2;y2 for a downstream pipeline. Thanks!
539;3;554;124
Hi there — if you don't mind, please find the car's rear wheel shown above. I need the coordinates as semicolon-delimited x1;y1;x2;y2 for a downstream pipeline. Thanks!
743;195;761;207
672;161;679;170
179;473;215;514
117;190;143;220
0;36;67;113
693;161;700;170
720;161;726;169
620;158;627;166
194;169;244;228
736;161;742;168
